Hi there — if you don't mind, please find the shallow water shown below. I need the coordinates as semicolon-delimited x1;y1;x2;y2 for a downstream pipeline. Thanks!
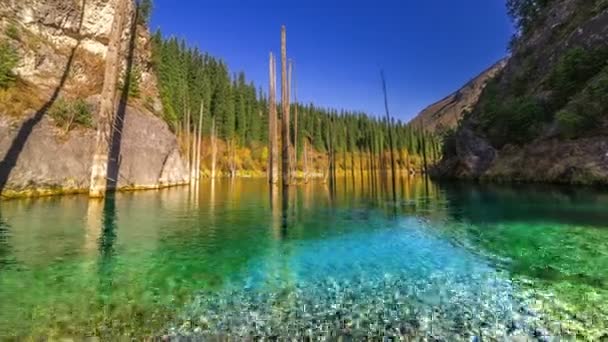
0;177;607;339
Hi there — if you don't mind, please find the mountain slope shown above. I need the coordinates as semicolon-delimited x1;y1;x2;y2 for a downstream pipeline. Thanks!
409;60;506;133
434;0;608;185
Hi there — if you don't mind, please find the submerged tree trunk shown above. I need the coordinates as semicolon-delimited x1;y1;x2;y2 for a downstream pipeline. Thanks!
268;52;279;184
89;0;128;198
280;26;291;186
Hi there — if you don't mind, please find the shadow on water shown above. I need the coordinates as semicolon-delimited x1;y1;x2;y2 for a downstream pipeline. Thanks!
0;0;86;194
96;194;118;299
438;180;608;228
106;5;139;191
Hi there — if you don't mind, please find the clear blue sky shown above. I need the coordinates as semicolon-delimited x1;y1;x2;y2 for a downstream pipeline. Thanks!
151;0;513;122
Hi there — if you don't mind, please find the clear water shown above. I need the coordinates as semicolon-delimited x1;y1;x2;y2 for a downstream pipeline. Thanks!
0;178;607;339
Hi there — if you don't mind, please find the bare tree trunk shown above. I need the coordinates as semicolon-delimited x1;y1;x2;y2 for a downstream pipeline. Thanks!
230;138;236;179
288;59;296;180
303;138;308;183
280;26;291;186
211;118;217;178
292;60;299;181
190;109;197;183
89;0;128;198
381;71;397;201
268;52;279;184
196;101;203;182
351;149;355;181
186;106;191;183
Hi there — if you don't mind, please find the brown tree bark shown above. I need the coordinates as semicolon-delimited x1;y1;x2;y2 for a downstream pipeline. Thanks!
89;0;129;198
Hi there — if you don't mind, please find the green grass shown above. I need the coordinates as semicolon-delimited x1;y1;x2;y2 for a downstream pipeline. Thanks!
49;98;94;133
0;40;18;89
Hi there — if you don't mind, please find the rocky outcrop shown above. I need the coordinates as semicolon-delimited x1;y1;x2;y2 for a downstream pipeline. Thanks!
432;127;497;179
434;0;608;185
0;103;188;198
0;0;188;198
409;60;506;133
484;138;608;185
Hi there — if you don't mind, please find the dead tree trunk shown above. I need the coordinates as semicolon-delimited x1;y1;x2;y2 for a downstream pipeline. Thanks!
211;118;217;179
381;71;397;201
268;52;279;184
196;101;204;182
292;60;298;180
230;138;237;179
190;109;197;182
280;25;291;186
186;107;191;183
89;0;128;198
303;138;309;183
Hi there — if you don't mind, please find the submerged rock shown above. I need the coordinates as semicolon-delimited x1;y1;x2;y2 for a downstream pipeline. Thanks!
166;270;554;340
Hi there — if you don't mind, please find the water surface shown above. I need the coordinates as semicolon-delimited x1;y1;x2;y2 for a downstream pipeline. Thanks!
0;177;607;339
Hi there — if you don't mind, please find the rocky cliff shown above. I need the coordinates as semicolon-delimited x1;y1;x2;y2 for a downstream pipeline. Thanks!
434;0;608;185
409;60;506;133
0;0;188;198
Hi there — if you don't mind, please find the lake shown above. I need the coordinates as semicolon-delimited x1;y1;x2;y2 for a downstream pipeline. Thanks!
0;177;607;339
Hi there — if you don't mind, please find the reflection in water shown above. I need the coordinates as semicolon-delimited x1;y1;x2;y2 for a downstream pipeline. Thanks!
0;212;14;269
0;177;607;338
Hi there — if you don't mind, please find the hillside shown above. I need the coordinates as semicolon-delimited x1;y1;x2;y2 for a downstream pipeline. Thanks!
434;0;608;185
0;0;188;198
409;60;506;133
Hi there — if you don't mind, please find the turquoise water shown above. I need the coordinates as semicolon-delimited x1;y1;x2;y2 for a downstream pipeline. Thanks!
0;178;607;339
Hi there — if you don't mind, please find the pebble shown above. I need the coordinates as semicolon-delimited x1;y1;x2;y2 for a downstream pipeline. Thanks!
164;269;562;339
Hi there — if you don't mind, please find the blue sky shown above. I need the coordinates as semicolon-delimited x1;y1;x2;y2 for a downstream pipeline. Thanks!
151;1;513;122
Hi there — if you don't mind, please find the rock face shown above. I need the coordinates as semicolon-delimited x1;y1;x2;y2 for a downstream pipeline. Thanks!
434;0;608;185
0;105;188;197
409;60;506;133
0;0;188;198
